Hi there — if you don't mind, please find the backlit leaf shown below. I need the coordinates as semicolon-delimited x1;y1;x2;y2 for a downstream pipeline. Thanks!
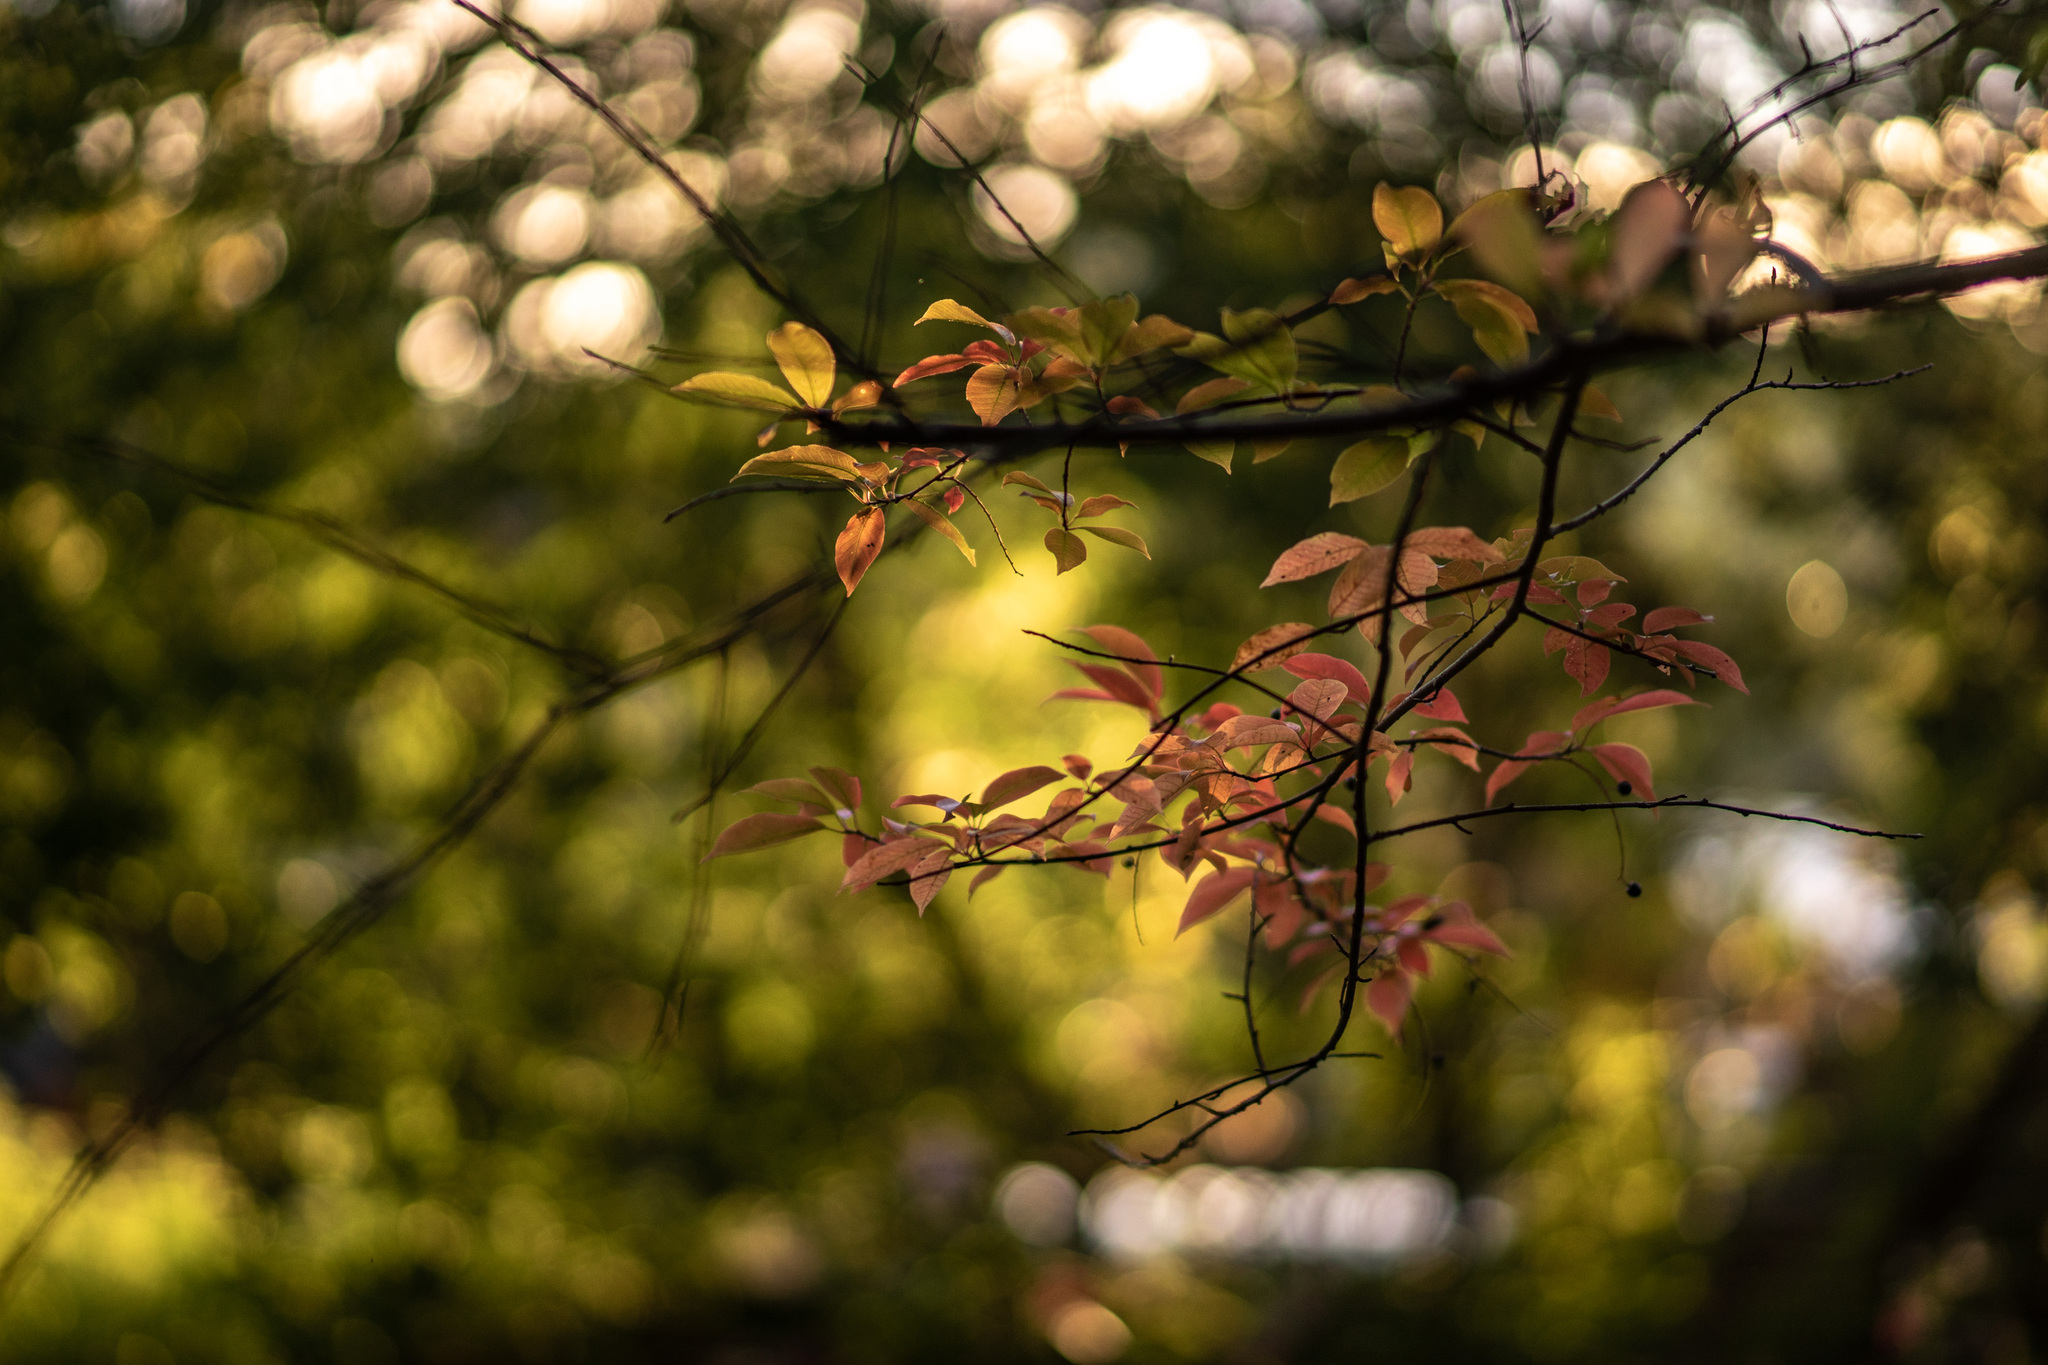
841;835;940;895
766;321;834;408
1178;866;1258;935
1176;376;1252;413
900;497;977;566
808;766;863;814
1607;179;1690;301
1078;525;1150;558
1564;637;1610;695
1366;969;1414;1037
677;371;801;413
1077;625;1163;701
892;354;977;386
1442;286;1530;365
1111;314;1196;361
835;507;886;595
734;445;866;482
1373;182;1443;258
1076;494;1138;519
1262;532;1368;587
1285;652;1372;706
1231;623;1318;672
1044;527;1088;574
1580;384;1622;422
1330;437;1411;505
917;298;1013;342
1404;526;1504;563
1451;189;1546;299
966;364;1023;425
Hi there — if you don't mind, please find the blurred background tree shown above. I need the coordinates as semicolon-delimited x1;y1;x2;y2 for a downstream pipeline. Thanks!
4;0;2048;1360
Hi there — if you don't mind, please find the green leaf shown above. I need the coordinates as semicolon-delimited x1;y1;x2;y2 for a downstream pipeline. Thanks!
1007;306;1086;361
705;812;825;860
677;372;801;413
1330;437;1413;505
766;322;835;408
1175;309;1296;393
1078;294;1139;367
1044;527;1088;574
901;497;977;566
733;445;866;482
1186;440;1235;471
1079;525;1150;558
1373;183;1444;259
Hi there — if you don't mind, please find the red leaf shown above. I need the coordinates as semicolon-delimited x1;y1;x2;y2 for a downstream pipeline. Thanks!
747;777;831;806
1068;661;1158;716
907;842;953;915
707;812;825;860
1314;803;1356;836
1283;653;1372;706
892;354;977;386
1577;578;1613;606
1564;637;1611;695
1178;866;1259;935
1079;624;1164;701
835;508;886;595
808;767;863;814
841;835;944;894
842;833;869;867
1424;903;1509;956
1262;532;1369;587
1589;742;1657;801
1570;689;1700;733
1671;640;1748;693
1414;726;1481;770
1642;606;1712;633
968;865;1006;897
1385;749;1415;804
978;765;1065;811
1366;969;1414;1038
1062;753;1094;780
1485;730;1568;805
1410;687;1466;722
1286;677;1347;721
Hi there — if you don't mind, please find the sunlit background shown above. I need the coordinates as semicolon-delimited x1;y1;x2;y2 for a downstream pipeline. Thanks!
4;0;2048;1358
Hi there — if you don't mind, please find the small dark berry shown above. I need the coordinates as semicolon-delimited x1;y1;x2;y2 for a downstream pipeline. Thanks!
1343;776;1358;791
1626;881;1643;898
1617;780;1633;796
1270;708;1283;719
1121;857;1136;869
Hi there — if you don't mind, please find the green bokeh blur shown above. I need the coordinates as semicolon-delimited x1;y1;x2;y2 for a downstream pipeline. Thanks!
5;1;2048;1361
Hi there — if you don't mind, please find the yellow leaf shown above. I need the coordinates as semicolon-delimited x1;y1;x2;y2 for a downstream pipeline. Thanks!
1330;437;1412;505
965;364;1022;425
901;497;977;566
766;322;835;408
1176;376;1252;414
1451;189;1546;300
1044;527;1088;574
733;445;866;482
1373;183;1443;259
1078;525;1149;558
917;299;1008;336
677;372;801;413
1580;385;1622;422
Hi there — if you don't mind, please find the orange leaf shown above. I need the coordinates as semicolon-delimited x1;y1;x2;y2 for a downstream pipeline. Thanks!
1330;275;1401;305
1262;531;1368;587
1232;623;1319;673
841;835;943;894
1078;625;1164;701
1571;689;1699;733
1178;866;1259;935
1564;637;1610;695
1366;969;1414;1037
907;842;953;915
1403;526;1505;564
834;508;886;595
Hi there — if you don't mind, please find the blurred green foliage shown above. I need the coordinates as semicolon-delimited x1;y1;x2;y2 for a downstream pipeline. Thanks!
5;2;2048;1363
